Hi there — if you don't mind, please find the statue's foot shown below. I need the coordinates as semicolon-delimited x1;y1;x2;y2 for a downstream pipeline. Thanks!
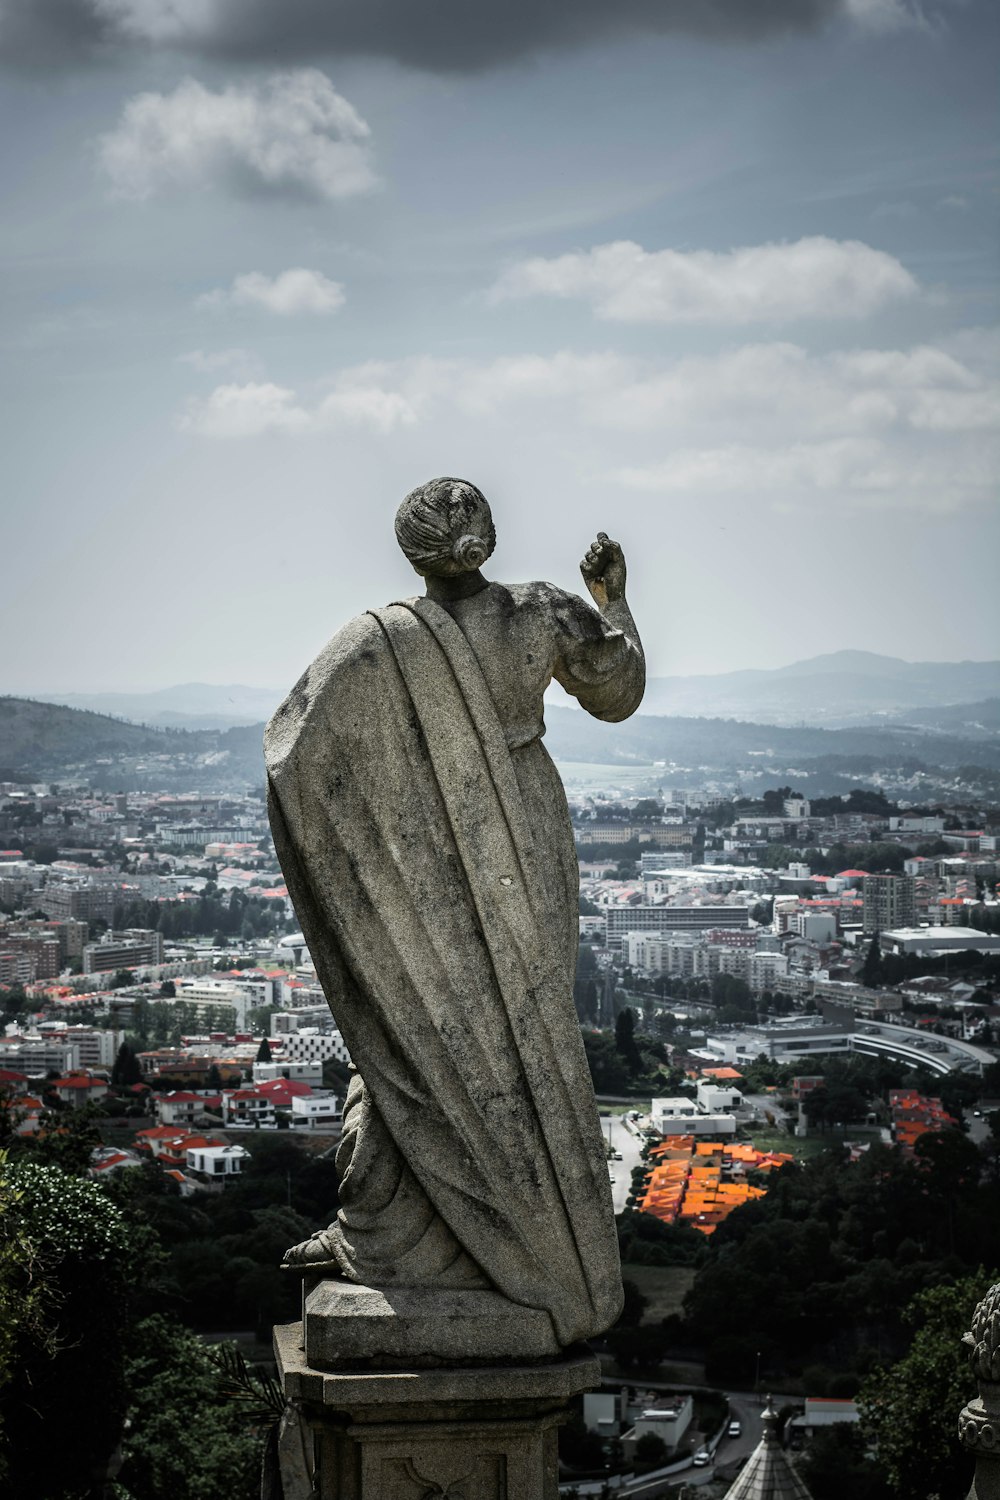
281;1227;343;1276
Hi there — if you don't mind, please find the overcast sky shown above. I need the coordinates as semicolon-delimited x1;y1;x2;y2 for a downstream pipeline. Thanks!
1;0;997;693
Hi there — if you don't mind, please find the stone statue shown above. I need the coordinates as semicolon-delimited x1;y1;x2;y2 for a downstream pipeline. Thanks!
265;477;644;1350
959;1280;1000;1500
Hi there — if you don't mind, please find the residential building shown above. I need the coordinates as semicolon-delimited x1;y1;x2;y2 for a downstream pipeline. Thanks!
50;1071;110;1109
222;1087;277;1128
83;929;164;975
290;1094;344;1129
281;1028;351;1066
862;875;916;935
186;1143;250;1177
621;1394;694;1463
606;904;750;953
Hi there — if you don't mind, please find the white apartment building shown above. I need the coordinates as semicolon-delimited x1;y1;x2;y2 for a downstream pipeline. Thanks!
40;1025;124;1070
607;904;751;953
174;979;253;1029
282;1029;351;1066
0;1037;79;1075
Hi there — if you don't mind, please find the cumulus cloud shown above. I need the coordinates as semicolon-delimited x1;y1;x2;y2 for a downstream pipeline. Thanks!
178;337;997;515
610;440;996;514
98;70;376;201
179;373;418;437
0;0;958;72
198;268;346;315
489;237;919;324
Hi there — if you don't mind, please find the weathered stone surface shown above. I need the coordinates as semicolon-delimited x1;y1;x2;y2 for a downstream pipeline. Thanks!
274;1320;600;1499
265;479;645;1351
960;1281;1000;1500
303;1282;560;1369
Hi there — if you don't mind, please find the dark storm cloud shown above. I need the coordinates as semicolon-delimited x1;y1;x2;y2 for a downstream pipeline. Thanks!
0;0;850;73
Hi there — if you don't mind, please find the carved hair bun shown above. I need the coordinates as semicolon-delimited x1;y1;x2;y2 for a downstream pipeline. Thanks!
395;477;496;578
452;534;489;570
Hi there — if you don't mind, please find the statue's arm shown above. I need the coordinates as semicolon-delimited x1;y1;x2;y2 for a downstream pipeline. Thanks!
551;533;645;723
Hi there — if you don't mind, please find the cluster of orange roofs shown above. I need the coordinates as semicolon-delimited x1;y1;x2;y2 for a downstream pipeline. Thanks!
889;1088;958;1157
638;1136;795;1235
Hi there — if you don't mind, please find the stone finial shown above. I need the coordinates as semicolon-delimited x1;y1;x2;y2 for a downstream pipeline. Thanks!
761;1395;780;1440
959;1281;1000;1499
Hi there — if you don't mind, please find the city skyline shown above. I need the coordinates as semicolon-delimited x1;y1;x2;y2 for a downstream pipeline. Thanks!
1;0;997;693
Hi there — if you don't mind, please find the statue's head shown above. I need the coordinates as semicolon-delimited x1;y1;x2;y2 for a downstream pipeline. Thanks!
394;477;496;578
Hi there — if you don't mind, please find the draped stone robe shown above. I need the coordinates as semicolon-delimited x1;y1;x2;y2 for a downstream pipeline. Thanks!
265;579;644;1347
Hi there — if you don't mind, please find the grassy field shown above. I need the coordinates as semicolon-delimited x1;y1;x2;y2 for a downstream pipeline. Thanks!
742;1126;835;1161
620;1264;697;1320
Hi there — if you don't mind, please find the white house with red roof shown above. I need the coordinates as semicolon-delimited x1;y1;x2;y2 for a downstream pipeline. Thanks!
50;1070;110;1109
222;1086;277;1128
89;1146;143;1178
3;1092;44;1135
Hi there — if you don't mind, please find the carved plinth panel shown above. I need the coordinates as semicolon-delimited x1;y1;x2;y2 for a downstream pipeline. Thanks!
353;1417;557;1499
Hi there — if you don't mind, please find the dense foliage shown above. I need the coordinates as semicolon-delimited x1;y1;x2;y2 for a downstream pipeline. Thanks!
0;1118;341;1497
856;1273;995;1500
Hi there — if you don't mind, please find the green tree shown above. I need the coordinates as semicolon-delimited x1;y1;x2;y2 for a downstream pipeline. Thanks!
634;1431;668;1466
615;1008;643;1076
117;1315;266;1500
858;1272;997;1500
861;936;882;988
111;1040;143;1087
0;1157;132;1494
798;1423;887;1500
256;1036;273;1064
632;799;664;822
582;1032;629;1095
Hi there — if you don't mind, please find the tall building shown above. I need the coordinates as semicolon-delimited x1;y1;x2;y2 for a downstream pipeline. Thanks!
862;875;916;935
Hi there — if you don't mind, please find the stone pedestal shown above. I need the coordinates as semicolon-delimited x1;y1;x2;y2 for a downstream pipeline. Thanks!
300;1277;561;1368
274;1320;600;1500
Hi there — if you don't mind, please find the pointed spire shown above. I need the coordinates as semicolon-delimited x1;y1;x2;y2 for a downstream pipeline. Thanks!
723;1398;813;1500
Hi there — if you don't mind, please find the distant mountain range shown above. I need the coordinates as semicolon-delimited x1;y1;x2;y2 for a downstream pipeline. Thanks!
33;682;281;730
641;651;1000;726
30;652;1000;731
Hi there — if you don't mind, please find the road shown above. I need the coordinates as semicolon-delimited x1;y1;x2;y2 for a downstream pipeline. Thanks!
564;1385;768;1496
599;1110;645;1213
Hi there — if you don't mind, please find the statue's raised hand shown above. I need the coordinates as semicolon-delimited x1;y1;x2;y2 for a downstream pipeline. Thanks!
580;532;626;609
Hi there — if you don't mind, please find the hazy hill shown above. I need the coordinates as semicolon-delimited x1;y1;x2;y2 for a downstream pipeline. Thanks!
543;704;1000;772
0;697;176;767
643;651;1000;725
34;682;280;730
0;698;263;788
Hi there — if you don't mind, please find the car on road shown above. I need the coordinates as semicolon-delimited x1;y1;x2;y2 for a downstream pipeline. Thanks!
692;1448;711;1466
728;1419;742;1437
612;1150;623;1161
